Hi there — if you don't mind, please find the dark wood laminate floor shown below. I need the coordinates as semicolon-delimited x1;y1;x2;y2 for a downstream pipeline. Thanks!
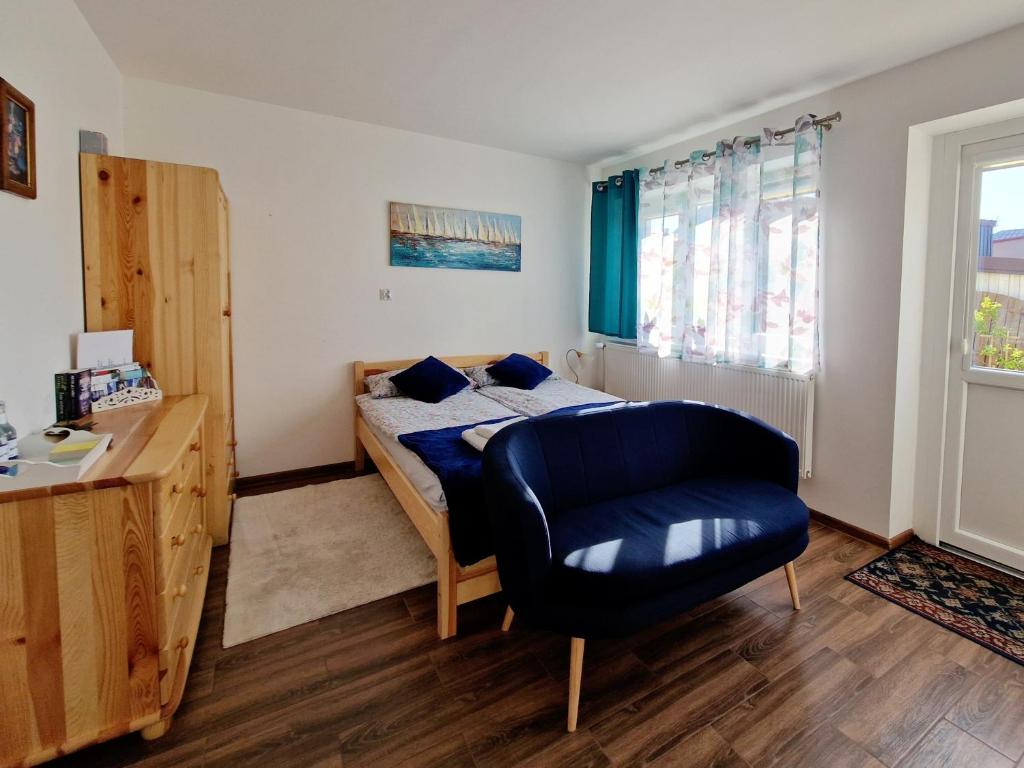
51;520;1024;768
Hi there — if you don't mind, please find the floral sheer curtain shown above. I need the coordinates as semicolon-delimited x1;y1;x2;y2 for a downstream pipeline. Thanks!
637;115;822;374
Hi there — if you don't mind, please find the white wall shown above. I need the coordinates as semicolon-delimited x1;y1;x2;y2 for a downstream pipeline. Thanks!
122;78;590;476
0;0;123;435
600;23;1024;538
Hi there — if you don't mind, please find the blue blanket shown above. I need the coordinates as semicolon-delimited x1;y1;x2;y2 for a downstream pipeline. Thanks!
399;403;618;566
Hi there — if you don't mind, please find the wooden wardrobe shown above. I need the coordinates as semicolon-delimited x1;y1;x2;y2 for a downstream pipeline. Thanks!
80;154;237;544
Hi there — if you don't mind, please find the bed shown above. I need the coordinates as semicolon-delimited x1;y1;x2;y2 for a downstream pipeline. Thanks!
353;353;622;638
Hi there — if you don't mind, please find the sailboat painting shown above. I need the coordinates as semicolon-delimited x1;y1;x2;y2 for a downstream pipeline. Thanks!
389;202;521;272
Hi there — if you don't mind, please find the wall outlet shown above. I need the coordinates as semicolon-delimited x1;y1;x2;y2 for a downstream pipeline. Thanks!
379;288;392;301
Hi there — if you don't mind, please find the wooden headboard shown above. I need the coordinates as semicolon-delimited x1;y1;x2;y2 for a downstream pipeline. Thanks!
353;352;549;396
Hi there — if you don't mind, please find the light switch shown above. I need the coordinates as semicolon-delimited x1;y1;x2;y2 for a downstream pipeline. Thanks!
379;288;392;301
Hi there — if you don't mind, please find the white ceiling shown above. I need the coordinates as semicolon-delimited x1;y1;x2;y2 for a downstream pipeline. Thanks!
75;0;1024;164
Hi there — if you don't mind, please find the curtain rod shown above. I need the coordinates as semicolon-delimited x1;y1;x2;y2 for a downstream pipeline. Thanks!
645;111;842;177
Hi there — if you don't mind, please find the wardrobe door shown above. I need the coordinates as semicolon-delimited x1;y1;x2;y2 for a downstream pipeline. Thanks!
81;154;158;368
210;185;236;543
81;154;205;396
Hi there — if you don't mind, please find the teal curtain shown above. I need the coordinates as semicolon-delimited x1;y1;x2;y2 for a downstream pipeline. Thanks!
589;170;639;338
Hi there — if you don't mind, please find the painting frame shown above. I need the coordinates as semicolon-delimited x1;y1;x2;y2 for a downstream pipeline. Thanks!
389;201;521;272
1;78;36;200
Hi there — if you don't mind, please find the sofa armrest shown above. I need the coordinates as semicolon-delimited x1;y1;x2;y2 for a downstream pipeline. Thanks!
708;407;801;493
482;429;553;607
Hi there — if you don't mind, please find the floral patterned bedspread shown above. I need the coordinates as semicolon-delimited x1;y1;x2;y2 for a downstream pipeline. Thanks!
356;390;517;439
476;378;621;416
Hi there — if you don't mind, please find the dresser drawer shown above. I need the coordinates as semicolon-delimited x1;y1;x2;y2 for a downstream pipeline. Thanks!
159;534;211;705
155;456;205;583
157;493;205;635
155;427;203;533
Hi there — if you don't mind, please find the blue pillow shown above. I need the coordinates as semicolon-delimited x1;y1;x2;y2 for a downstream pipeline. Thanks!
391;356;469;403
487;353;552;390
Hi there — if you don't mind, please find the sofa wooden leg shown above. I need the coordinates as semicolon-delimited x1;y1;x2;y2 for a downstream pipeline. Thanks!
567;637;585;733
501;606;514;632
784;561;801;610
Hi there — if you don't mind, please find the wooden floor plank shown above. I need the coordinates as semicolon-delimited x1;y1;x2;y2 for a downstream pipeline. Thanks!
836;650;979;765
45;522;1020;768
896;719;1014;768
715;646;873;766
945;654;1024;763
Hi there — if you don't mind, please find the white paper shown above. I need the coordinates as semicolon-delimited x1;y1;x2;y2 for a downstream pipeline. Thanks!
76;330;134;369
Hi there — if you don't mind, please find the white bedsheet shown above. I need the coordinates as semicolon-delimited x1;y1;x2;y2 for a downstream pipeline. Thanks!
362;417;448;511
355;389;517;439
356;389;519;512
476;378;621;417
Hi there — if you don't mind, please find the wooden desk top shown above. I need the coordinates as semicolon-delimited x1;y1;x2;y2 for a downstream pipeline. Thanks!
0;394;208;504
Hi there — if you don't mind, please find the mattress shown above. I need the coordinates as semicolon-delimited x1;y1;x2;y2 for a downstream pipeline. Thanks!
476;378;622;417
362;417;448;512
355;388;516;439
356;389;520;513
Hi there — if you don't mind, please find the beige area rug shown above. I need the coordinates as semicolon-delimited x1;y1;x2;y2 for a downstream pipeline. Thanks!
223;475;436;648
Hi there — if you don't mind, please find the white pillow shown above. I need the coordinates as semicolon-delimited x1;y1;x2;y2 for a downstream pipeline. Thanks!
364;369;403;398
463;365;498;389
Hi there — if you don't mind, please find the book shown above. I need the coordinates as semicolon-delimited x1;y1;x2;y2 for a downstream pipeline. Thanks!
49;435;105;464
71;369;92;419
54;369;93;422
54;372;70;423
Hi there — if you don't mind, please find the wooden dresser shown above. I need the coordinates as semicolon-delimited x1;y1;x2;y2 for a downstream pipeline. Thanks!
0;396;211;768
80;153;237;545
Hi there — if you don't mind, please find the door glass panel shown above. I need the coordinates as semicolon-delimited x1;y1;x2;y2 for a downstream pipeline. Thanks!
973;161;1024;370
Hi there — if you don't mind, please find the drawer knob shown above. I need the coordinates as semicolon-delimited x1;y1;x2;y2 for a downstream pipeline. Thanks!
191;523;205;535
172;584;188;598
223;308;231;318
228;440;238;448
177;636;190;650
171;483;183;495
191;485;207;498
190;441;202;452
170;534;186;548
194;565;205;577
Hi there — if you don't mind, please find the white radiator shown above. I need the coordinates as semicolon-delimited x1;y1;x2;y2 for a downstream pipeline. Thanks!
602;343;815;478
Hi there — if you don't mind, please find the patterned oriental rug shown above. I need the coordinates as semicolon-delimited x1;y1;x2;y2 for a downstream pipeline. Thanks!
847;538;1024;666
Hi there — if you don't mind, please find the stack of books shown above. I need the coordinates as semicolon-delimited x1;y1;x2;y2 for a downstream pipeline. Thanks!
54;369;92;422
89;362;155;402
55;363;159;423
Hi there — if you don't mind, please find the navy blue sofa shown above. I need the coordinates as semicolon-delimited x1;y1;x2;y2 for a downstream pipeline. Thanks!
482;400;809;731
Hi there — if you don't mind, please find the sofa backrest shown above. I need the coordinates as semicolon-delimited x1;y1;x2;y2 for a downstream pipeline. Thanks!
491;400;796;517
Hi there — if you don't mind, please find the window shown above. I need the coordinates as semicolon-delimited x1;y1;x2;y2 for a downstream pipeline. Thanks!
972;161;1024;372
637;120;822;374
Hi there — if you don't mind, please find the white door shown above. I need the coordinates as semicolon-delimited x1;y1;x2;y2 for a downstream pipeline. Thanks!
940;132;1024;572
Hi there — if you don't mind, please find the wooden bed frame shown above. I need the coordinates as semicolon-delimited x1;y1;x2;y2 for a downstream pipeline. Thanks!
353;352;549;639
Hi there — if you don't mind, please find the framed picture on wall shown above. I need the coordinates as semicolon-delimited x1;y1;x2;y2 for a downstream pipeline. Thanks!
389;201;521;272
1;78;36;199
